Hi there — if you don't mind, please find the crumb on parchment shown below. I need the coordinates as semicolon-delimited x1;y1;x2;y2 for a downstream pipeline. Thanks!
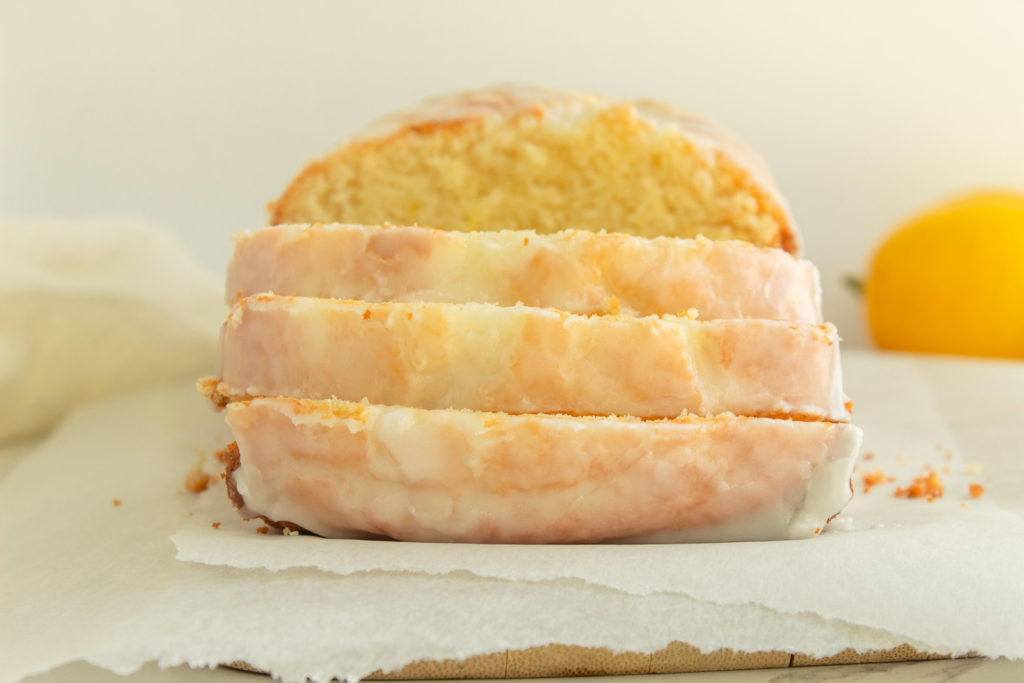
894;470;944;502
112;499;122;507
862;469;894;494
969;483;986;499
256;526;270;535
184;466;211;493
211;522;221;529
185;449;222;493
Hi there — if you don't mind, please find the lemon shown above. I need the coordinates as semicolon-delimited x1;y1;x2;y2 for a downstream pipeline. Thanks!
865;190;1024;358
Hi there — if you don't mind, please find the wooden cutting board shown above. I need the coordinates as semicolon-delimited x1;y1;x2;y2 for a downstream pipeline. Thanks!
231;641;964;678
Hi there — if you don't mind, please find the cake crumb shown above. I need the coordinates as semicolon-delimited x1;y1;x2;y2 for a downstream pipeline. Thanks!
969;483;985;499
894;471;944;502
965;462;983;475
862;468;894;494
284;528;300;537
211;522;221;529
184;466;211;494
256;526;270;535
112;498;122;507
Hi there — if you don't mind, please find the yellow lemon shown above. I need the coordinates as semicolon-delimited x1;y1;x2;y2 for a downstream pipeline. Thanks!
865;190;1024;358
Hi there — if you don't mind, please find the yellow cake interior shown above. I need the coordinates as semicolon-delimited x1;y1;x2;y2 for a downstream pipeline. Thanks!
271;104;792;251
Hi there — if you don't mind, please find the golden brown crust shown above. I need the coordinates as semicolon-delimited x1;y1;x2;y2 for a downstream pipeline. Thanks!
218;444;243;507
709;148;800;253
268;158;329;224
219;442;245;510
221;441;309;534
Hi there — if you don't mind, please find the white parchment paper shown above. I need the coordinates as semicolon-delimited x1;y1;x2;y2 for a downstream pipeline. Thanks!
3;351;1023;683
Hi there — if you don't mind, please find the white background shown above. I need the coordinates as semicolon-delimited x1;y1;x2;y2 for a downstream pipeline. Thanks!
3;0;1023;347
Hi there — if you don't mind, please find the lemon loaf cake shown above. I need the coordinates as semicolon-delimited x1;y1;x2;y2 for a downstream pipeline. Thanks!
269;85;799;253
203;295;847;421
223;398;861;543
228;224;821;322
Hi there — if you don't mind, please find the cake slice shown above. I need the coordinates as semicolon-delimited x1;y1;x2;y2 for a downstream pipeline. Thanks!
269;85;799;253
228;224;821;322
205;295;848;421
223;398;862;543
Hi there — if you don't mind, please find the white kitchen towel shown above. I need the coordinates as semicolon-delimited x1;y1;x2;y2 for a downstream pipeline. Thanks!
0;218;223;441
